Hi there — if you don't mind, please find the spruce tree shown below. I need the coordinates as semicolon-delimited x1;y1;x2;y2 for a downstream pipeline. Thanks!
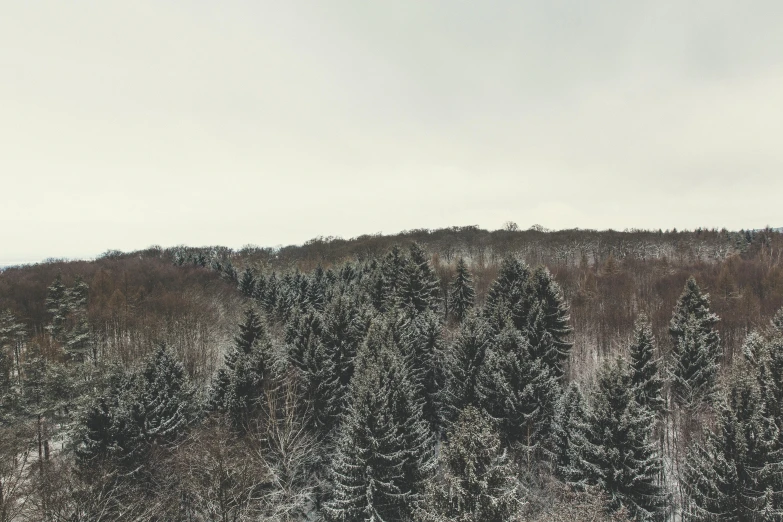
628;316;665;416
209;308;269;429
45;274;69;342
408;310;447;434
448;257;475;323
380;245;409;312
444;313;493;426
670;278;720;409
477;327;559;451
400;242;441;314
483;257;532;333
682;368;782;521
238;267;256;297
551;382;596;488
530;266;573;377
671;316;719;410
587;357;668;521
773;307;783;335
416;406;525;522
324;321;434;521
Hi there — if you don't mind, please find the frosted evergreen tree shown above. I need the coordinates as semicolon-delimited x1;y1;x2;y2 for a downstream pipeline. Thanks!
320;293;367;403
671;316;719;410
444;313;493;426
45;274;69;341
670;278;720;408
209;308;269;429
324;321;434;521
551;382;596;488
682;368;782;521
400;242;441;314
773;306;783;335
628;316;665;416
448;257;475;323
587;357;668;521
529;266;573;378
477;327;559;450
408;310;447;434
380;245;409;312
286;309;341;435
238;267;256;297
415;406;525;522
79;345;197;471
483;256;532;333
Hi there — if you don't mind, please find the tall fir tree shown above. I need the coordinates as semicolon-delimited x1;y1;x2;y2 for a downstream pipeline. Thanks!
671;316;719;410
444;313;493;427
238;267;256;297
324;320;434;522
380;245;409;312
209;308;269;429
415;406;525;522
477;327;559;451
529;266;573;378
628;316;665;416
400;243;441;315
587;357;668;521
448;257;475;323
682;367;783;521
483;257;532;333
773;306;783;335
407;310;447;435
551;382;597;488
670;277;721;409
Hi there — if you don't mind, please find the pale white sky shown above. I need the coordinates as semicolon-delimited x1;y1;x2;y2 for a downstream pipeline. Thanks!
2;1;782;265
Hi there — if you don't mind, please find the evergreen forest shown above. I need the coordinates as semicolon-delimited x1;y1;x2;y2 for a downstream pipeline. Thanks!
2;225;783;521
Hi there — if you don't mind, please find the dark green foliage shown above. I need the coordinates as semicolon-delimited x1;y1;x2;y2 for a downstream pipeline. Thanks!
529;266;573;379
670;277;721;409
400;242;441;314
416;406;524;522
552;382;596;488
477;327;559;450
682;367;783;521
671;316;719;410
444;313;493;426
773;307;783;334
380;245;409;312
408;310;447;434
78;345;197;472
324;319;434;521
209;308;269;429
448;257;475;323
587;358;668;521
483;256;532;333
238;267;256;297
628;316;665;416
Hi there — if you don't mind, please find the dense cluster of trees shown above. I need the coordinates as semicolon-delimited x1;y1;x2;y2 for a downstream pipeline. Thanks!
1;226;782;520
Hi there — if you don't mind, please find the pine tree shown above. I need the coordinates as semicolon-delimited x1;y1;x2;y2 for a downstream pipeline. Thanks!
670;278;721;408
530;266;573;377
45;274;69;341
380;245;409;312
238;268;256;297
671;316;719;410
477;327;560;451
483;257;532;333
324;323;434;521
444;313;493;426
416;406;525;522
400;242;441;314
209;308;269;429
408;310;447;434
552;382;596;488
628;316;665;416
773;307;783;335
682;367;783;521
287;309;341;435
448;258;475;323
587;357;668;521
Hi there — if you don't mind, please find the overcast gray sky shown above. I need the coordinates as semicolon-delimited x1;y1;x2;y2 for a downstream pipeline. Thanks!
2;1;782;265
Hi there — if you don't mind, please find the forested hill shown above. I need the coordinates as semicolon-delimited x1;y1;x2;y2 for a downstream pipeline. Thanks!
1;225;783;520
